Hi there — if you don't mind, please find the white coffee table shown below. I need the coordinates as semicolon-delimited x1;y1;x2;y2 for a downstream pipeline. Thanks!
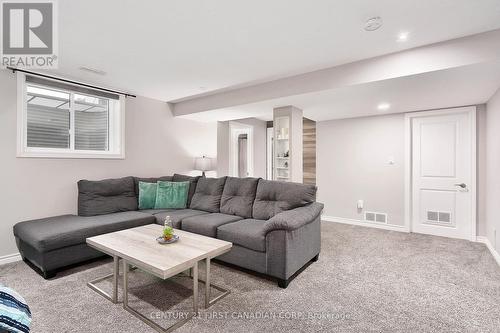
86;224;232;333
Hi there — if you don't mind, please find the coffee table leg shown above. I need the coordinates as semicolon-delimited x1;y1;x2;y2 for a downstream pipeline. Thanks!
122;259;197;333
87;255;120;304
112;256;119;302
205;258;210;308
202;258;230;308
193;262;199;314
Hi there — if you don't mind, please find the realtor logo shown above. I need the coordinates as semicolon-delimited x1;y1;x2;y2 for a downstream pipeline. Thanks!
1;0;58;68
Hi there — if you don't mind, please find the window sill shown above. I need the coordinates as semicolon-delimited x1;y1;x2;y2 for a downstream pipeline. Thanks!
17;150;125;159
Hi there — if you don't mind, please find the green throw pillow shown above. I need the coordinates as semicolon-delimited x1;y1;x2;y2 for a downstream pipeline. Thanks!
138;181;158;209
154;181;189;209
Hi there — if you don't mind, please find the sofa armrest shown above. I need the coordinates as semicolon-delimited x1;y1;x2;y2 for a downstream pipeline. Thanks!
263;202;324;234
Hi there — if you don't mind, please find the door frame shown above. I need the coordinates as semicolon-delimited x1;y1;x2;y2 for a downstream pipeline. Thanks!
404;106;477;241
266;127;273;180
228;121;254;177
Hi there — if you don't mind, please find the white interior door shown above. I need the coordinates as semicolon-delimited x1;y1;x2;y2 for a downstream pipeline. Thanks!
410;107;476;240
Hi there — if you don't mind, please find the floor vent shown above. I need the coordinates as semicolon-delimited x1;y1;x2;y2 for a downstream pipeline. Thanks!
427;211;452;224
365;211;388;224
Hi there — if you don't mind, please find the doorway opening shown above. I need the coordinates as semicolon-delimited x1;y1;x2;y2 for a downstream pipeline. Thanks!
229;122;254;177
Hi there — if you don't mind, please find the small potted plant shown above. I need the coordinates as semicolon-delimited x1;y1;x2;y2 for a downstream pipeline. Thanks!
163;216;174;241
163;225;174;241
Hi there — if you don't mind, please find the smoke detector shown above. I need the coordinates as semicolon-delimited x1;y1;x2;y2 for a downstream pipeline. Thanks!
364;17;383;31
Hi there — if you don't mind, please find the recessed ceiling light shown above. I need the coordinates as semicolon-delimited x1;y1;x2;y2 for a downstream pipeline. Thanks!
364;17;383;31
397;31;409;42
79;66;106;75
377;103;391;111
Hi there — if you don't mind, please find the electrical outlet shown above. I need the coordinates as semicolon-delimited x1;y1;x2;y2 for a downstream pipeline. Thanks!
357;200;364;210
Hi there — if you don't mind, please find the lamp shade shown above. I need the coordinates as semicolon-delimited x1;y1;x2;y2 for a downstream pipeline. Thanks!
194;156;212;171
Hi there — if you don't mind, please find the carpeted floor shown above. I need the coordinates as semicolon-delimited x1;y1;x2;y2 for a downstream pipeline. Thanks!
1;222;499;333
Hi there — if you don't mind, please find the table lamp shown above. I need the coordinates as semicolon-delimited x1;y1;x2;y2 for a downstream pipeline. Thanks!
194;156;212;177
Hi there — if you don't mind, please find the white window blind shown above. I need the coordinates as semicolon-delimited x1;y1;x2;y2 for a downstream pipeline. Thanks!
74;94;109;151
27;87;70;148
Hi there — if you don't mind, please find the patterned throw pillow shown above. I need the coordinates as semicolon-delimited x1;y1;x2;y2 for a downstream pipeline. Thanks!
138;181;158;209
0;284;32;333
154;181;190;209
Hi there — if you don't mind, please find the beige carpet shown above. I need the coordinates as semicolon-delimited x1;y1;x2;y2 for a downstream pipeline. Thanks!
1;222;499;333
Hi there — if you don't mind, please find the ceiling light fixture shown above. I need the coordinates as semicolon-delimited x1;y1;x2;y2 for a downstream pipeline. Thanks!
397;31;409;42
377;103;391;111
364;17;383;31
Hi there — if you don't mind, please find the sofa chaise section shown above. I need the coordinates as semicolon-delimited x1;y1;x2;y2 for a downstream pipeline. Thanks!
14;211;155;278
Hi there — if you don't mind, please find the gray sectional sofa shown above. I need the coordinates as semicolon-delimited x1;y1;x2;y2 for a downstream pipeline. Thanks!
13;174;323;288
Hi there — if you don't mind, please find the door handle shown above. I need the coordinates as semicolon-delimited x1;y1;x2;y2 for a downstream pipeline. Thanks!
454;183;467;189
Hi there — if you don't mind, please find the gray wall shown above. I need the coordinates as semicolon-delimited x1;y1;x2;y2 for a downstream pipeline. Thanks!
0;70;217;257
217;118;267;178
317;114;406;225
485;88;500;251
317;109;487;232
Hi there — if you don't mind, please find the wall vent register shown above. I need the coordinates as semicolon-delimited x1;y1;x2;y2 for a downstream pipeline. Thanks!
426;211;452;225
364;212;387;224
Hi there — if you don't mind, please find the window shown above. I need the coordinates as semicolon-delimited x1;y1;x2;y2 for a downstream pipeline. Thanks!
17;73;124;158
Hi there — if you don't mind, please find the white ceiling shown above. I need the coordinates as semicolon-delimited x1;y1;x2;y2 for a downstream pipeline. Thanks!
179;61;500;122
52;0;500;104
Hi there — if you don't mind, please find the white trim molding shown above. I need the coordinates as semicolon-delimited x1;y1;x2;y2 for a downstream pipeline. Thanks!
476;237;500;267
322;215;410;233
0;253;22;266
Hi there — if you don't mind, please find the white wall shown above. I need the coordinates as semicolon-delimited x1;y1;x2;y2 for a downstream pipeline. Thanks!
0;70;217;257
485;88;500;251
217;118;267;178
317;114;406;225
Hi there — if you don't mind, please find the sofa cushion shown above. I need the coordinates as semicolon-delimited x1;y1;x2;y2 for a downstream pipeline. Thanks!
133;176;172;197
13;211;155;253
217;219;267;252
78;177;138;216
252;179;317;220
148;209;209;228
190;177;227;213
220;177;259;218
182;213;242;237
172;174;200;206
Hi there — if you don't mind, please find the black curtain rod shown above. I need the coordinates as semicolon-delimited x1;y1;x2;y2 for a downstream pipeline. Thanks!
7;67;136;98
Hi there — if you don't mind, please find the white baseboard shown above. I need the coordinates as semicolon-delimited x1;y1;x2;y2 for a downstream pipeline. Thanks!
322;215;410;233
0;252;22;266
476;236;500;266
